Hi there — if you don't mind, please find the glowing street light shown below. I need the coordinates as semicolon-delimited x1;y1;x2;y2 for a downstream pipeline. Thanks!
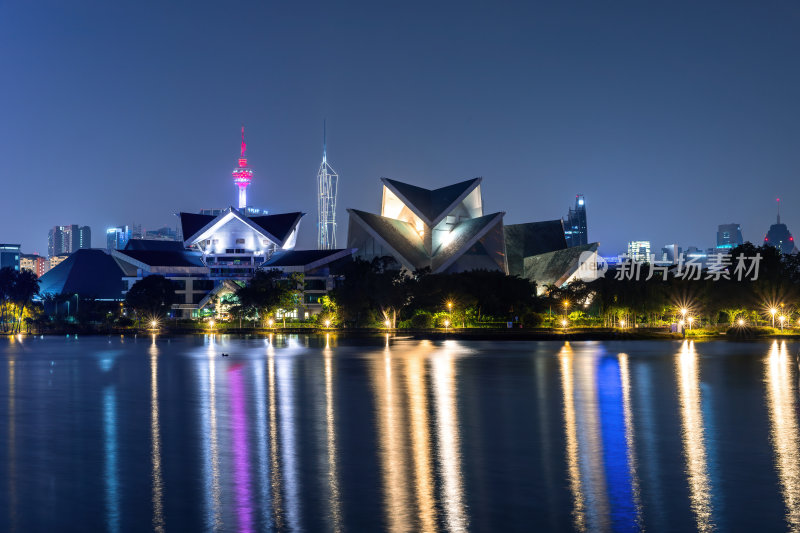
444;319;450;331
619;319;626;328
561;318;568;328
209;320;215;332
324;319;331;328
150;319;158;330
267;318;274;328
447;301;453;311
687;316;694;330
680;308;688;319
737;318;746;327
770;307;778;328
384;319;391;328
779;315;786;332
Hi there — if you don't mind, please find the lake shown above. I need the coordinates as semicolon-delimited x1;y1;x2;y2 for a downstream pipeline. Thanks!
1;335;798;531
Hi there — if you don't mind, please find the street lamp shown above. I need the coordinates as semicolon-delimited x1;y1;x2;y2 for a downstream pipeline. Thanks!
325;319;331;328
150;319;158;331
770;307;778;328
267;318;274;328
779;315;786;332
687;316;694;330
384;319;391;329
561;318;568;329
619;319;626;328
737;318;746;327
444;319;450;331
209;319;215;332
680;308;688;320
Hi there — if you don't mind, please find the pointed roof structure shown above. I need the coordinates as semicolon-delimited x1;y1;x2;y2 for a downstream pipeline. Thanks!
347;176;506;274
179;208;303;249
38;249;127;300
381;177;482;227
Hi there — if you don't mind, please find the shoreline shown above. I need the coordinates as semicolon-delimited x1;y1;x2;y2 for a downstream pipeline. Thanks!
4;327;800;342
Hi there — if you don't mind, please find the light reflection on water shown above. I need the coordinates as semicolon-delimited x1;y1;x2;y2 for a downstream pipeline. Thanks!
2;336;800;531
765;341;800;531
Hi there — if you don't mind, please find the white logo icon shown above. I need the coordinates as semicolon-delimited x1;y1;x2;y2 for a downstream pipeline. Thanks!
576;252;608;282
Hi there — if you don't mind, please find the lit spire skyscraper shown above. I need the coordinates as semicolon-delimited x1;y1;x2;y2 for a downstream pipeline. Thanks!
317;121;339;249
232;126;253;209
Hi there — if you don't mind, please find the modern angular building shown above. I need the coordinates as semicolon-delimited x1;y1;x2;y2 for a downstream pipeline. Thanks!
504;220;568;277
48;225;91;257
347;177;507;273
564;194;588;247
717;223;743;249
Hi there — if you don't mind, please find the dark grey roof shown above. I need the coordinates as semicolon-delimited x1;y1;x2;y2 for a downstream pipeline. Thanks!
124;239;185;252
504;220;568;276
348;209;429;269
179;213;216;241
249;212;304;243
382;178;481;224
522;243;598;288
115;249;205;268
39;249;126;300
432;213;505;272
262;249;351;268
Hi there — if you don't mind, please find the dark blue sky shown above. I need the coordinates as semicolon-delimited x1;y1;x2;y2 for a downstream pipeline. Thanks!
1;1;798;255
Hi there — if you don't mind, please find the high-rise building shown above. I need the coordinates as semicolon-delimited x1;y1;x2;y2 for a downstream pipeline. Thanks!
106;226;132;250
660;244;681;263
20;253;47;277
232;126;254;210
0;244;21;271
317;121;339;250
627;240;651;262
144;226;180;241
717;223;743;249
564;194;588;247
764;199;796;254
48;225;91;256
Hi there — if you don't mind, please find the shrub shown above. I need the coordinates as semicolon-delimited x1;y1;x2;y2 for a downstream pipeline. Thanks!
409;312;434;329
521;311;543;328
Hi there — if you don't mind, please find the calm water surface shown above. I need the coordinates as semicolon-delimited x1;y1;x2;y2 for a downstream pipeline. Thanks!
1;335;799;532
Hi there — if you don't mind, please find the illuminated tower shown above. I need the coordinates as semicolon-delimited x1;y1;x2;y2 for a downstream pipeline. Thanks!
232;126;253;209
317;121;339;250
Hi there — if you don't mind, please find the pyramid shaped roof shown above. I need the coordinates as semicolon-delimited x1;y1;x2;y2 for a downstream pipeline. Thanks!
39;249;126;300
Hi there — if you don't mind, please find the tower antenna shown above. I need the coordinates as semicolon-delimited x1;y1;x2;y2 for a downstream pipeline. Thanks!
232;124;254;209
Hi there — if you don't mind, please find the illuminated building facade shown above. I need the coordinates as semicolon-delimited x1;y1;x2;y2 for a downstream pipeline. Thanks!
180;208;303;280
20;253;47;277
347;177;507;273
0;244;21;271
106;226;132;251
627;240;651;262
564;194;588;247
48;225;91;257
49;254;70;270
716;223;743;249
317;121;339;250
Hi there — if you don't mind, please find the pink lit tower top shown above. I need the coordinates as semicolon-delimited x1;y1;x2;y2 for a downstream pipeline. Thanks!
232;126;254;209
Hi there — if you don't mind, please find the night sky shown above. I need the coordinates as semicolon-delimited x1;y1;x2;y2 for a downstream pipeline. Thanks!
1;1;798;256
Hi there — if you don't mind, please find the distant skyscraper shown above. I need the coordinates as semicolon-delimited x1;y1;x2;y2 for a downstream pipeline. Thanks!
232;126;254;210
716;223;743;249
627;240;651;262
765;198;796;254
0;244;21;271
317;121;339;250
564;194;587;247
106;226;132;250
48;225;91;256
661;244;681;263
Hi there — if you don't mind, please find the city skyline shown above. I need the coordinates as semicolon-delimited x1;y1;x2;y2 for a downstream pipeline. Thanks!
1;1;798;256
